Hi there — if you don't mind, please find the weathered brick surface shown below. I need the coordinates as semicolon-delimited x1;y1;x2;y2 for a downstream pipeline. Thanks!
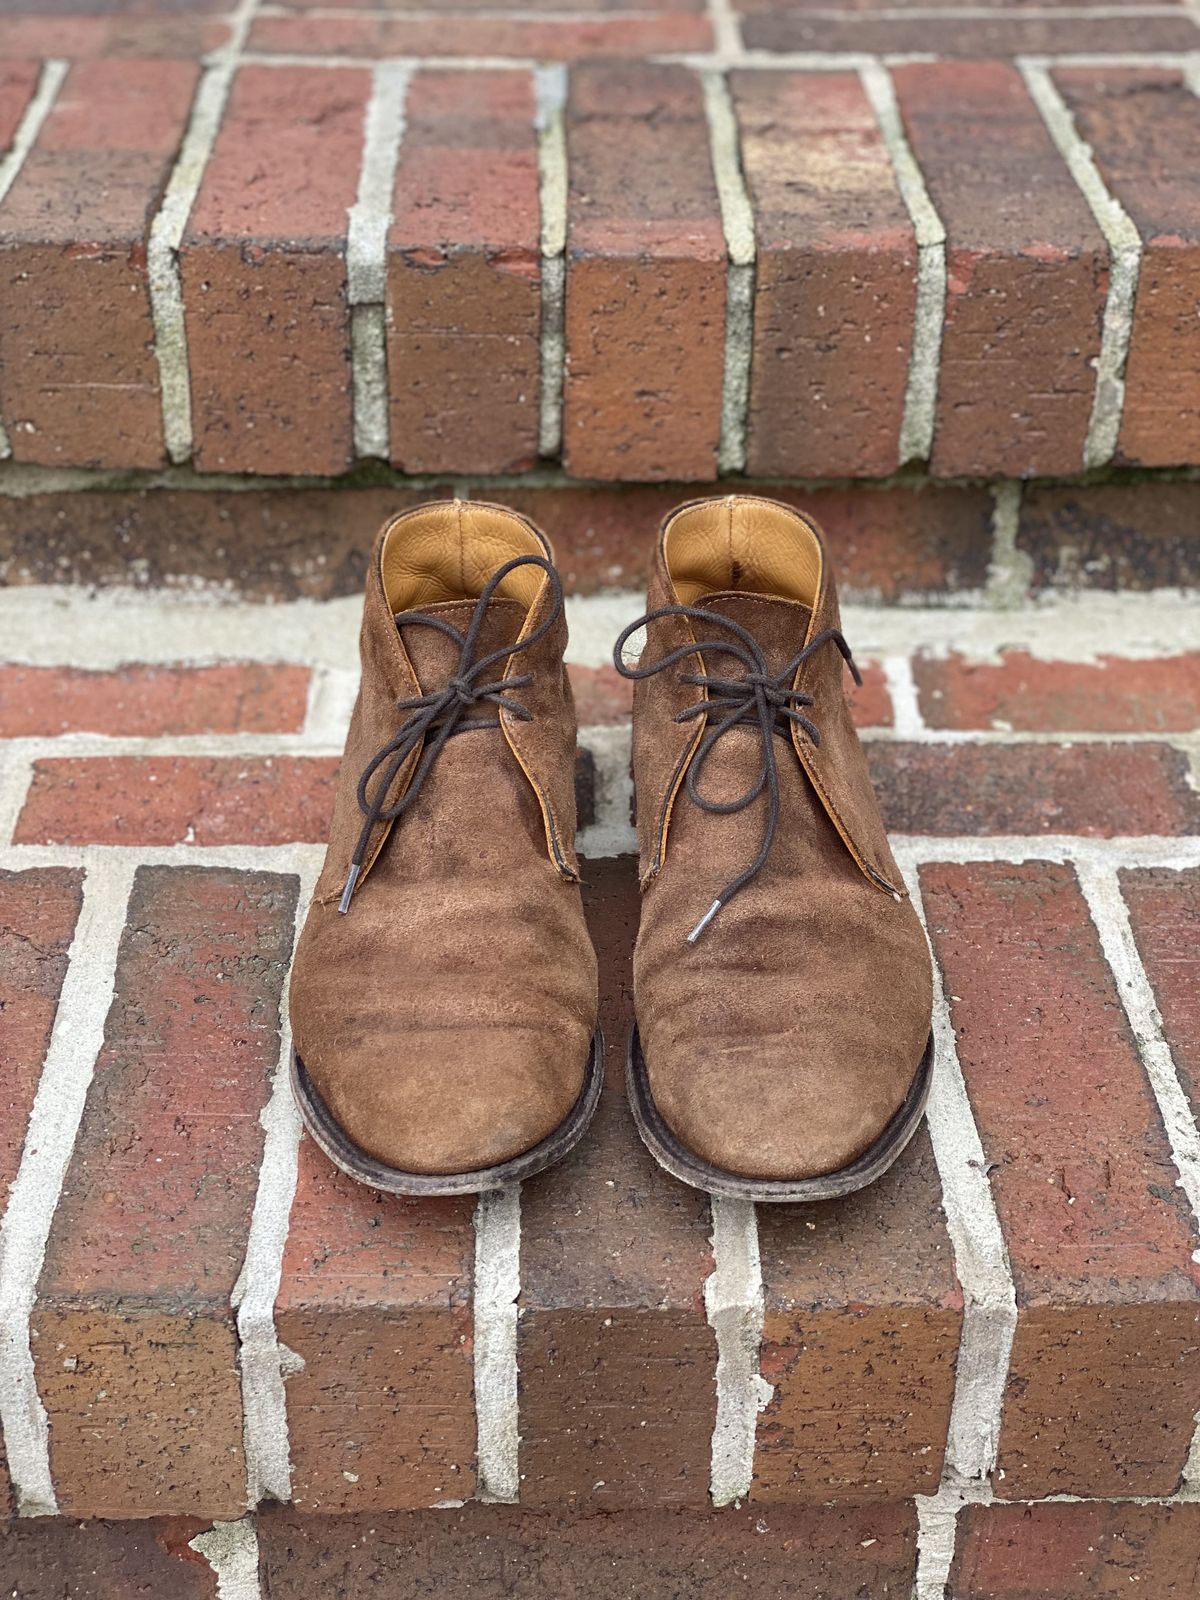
0;1517;217;1599
0;59;198;468
872;742;1199;837
0;865;84;1515
1122;867;1200;1122
388;70;540;474
950;1501;1200;1599
0;61;38;148
247;12;713;59
0;486;453;601
0;16;225;60
15;756;341;846
754;1129;960;1501
1055;68;1200;468
34;865;298;1518
922;861;1200;1498
0;481;993;602
14;750;595;846
733;71;916;478
562;64;726;482
914;650;1200;732
741;11;1199;56
569;663;634;727
258;1502;919;1598
893;62;1106;478
0;663;310;737
1018;481;1200;592
517;856;717;1508
277;1142;476;1513
182;66;370;475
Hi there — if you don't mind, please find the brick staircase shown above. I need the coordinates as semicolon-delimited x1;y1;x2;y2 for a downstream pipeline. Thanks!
3;0;1200;1596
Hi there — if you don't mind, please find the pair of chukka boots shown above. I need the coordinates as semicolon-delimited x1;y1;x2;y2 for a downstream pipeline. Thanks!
288;496;934;1202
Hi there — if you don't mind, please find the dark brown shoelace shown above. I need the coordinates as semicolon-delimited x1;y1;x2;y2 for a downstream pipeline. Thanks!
613;603;860;941
339;553;563;914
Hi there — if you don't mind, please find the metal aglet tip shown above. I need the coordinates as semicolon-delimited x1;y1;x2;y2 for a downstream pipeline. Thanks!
338;863;361;915
687;899;722;943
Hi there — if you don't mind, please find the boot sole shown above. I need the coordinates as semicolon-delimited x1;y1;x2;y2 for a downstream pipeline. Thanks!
626;1027;934;1203
291;1029;604;1196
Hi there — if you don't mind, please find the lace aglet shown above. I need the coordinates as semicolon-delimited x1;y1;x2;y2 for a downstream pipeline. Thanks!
338;863;361;915
687;899;722;943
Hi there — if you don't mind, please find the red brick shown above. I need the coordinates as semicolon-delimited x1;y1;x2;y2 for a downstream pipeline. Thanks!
0;61;39;148
34;865;298;1517
1122;867;1200;1123
0;485;453;601
0;481;993;602
277;1140;475;1513
754;1129;959;1501
871;742;1199;837
950;1501;1200;1599
0;663;311;737
569;663;633;727
922;861;1200;1497
0;17;224;59
518;857;717;1509
388;70;540;474
733;71;916;479
15;755;339;846
0;1518;218;1600
562;64;726;482
1054;69;1200;468
893;62;1106;478
258;1502;918;1599
914;651;1200;733
0;865;83;1517
247;13;713;59
181;66;370;475
0;60;198;469
741;12;1199;56
1018;480;1200;592
848;660;891;728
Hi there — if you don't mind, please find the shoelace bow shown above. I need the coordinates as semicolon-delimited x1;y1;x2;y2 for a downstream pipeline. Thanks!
339;553;563;913
613;603;861;942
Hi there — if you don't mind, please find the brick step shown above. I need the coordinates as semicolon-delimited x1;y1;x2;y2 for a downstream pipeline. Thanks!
2;53;1200;481
1;598;1199;1527
4;1498;1200;1599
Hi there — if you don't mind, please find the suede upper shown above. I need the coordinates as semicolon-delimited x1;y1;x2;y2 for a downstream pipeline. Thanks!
629;496;933;1182
289;502;598;1177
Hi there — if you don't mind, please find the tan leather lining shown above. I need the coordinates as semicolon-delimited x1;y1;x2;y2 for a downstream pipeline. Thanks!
663;495;823;609
381;501;546;612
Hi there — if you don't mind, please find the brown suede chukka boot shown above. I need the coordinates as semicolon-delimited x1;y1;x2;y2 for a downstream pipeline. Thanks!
289;501;601;1194
616;495;933;1201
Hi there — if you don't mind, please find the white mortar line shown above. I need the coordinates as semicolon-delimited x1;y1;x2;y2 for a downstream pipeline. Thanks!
535;64;569;461
232;857;319;1508
859;59;945;467
0;749;33;848
984;480;1034;609
1018;59;1142;471
190;1519;263;1600
702;70;757;476
1184;57;1200;98
302;665;361;743
880;655;924;738
705;1197;771;1506
898;834;1200;869
707;0;745;57
148;63;240;465
0;842;330;873
472;1183;521;1502
1076;862;1200;1236
0;60;68;461
900;857;1018;1489
348;63;412;461
577;723;636;858
0;855;136;1515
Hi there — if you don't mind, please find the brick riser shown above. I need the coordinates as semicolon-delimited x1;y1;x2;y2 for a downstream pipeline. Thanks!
3;55;1200;482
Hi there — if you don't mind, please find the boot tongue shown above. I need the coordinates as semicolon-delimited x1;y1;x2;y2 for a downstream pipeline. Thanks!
397;596;527;696
698;590;812;679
